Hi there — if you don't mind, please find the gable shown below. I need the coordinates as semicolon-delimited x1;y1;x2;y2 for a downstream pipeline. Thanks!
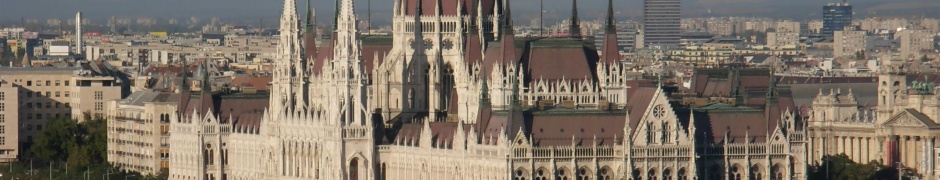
882;109;935;128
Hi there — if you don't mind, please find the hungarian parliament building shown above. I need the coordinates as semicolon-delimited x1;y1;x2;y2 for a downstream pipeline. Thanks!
163;0;940;179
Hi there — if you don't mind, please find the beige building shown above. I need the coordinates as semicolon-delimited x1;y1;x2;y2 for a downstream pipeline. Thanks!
107;90;178;175
0;64;122;147
767;32;800;48
807;64;940;179
776;21;801;33
898;29;935;60
834;30;867;58
168;0;810;180
0;79;20;163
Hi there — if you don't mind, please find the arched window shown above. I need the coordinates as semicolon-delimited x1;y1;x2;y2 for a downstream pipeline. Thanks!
731;165;743;180
577;167;591;180
648;168;658;180
771;164;783;180
632;168;642;180
535;168;548;180
750;164;763;180
663;168;672;180
678;168;688;180
557;167;571;180
514;168;529;180
599;167;612;180
349;158;359;180
380;163;387;180
441;65;455;111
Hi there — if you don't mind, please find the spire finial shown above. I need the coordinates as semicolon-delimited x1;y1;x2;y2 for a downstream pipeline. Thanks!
501;0;513;35
568;0;581;38
306;0;314;31
605;0;616;32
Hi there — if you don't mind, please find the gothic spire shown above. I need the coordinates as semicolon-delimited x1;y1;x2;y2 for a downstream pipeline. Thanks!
568;0;581;38
766;56;779;101
501;0;513;36
599;0;620;63
305;0;315;31
605;0;616;32
333;0;340;31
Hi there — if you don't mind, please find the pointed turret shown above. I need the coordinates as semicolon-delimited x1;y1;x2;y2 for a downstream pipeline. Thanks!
304;0;318;72
464;0;484;63
198;60;215;115
496;0;516;64
177;56;191;114
599;0;620;63
568;0;581;38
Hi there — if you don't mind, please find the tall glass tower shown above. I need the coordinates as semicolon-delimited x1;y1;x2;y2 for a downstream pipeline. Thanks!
822;3;852;36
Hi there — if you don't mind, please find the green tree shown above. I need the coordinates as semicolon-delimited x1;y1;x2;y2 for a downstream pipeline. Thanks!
808;154;916;180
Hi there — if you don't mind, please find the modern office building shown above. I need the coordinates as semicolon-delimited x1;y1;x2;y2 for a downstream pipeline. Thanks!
643;0;681;49
822;3;853;36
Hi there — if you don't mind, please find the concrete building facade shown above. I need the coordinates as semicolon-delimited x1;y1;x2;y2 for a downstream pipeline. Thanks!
833;30;867;58
107;90;178;175
0;79;20;163
0;65;122;148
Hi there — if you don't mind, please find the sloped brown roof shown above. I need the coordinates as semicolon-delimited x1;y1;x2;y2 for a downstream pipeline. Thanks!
626;88;657;131
402;0;496;16
526;46;597;81
529;112;626;146
362;44;393;74
231;76;273;92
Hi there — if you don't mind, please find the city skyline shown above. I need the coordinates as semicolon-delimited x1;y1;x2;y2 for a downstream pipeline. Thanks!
1;0;939;24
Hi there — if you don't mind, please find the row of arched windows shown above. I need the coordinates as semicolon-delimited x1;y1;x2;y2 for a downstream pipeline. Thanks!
514;166;612;180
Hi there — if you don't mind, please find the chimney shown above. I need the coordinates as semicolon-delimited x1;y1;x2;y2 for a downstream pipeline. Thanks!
75;12;83;56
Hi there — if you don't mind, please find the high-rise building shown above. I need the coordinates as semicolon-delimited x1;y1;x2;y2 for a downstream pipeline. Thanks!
643;0;681;49
822;3;853;36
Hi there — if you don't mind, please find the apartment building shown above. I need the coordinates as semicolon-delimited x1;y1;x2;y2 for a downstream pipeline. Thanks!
0;79;19;163
898;29;935;59
834;30;867;58
0;65;122;147
106;90;177;175
767;32;800;48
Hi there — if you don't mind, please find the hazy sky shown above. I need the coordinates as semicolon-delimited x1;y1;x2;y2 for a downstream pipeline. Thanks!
1;0;938;24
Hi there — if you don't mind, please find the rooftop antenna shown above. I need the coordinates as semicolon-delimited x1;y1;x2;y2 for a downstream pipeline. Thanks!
368;0;372;33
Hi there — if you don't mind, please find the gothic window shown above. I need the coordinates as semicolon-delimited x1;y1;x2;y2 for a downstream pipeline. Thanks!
535;168;548;180
631;168;641;180
664;122;671;142
750;164;763;180
577;167;591;180
557;168;571;180
648;168;658;180
731;165;743;180
350;158;359;180
770;164;783;180
599;167;612;180
678;168;688;180
441;65;455;111
442;39;455;50
514;168;528;180
652;105;666;119
663;168;672;180
204;144;214;166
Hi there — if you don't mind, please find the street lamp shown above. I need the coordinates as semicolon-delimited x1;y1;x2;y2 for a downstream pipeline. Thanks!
103;169;112;180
